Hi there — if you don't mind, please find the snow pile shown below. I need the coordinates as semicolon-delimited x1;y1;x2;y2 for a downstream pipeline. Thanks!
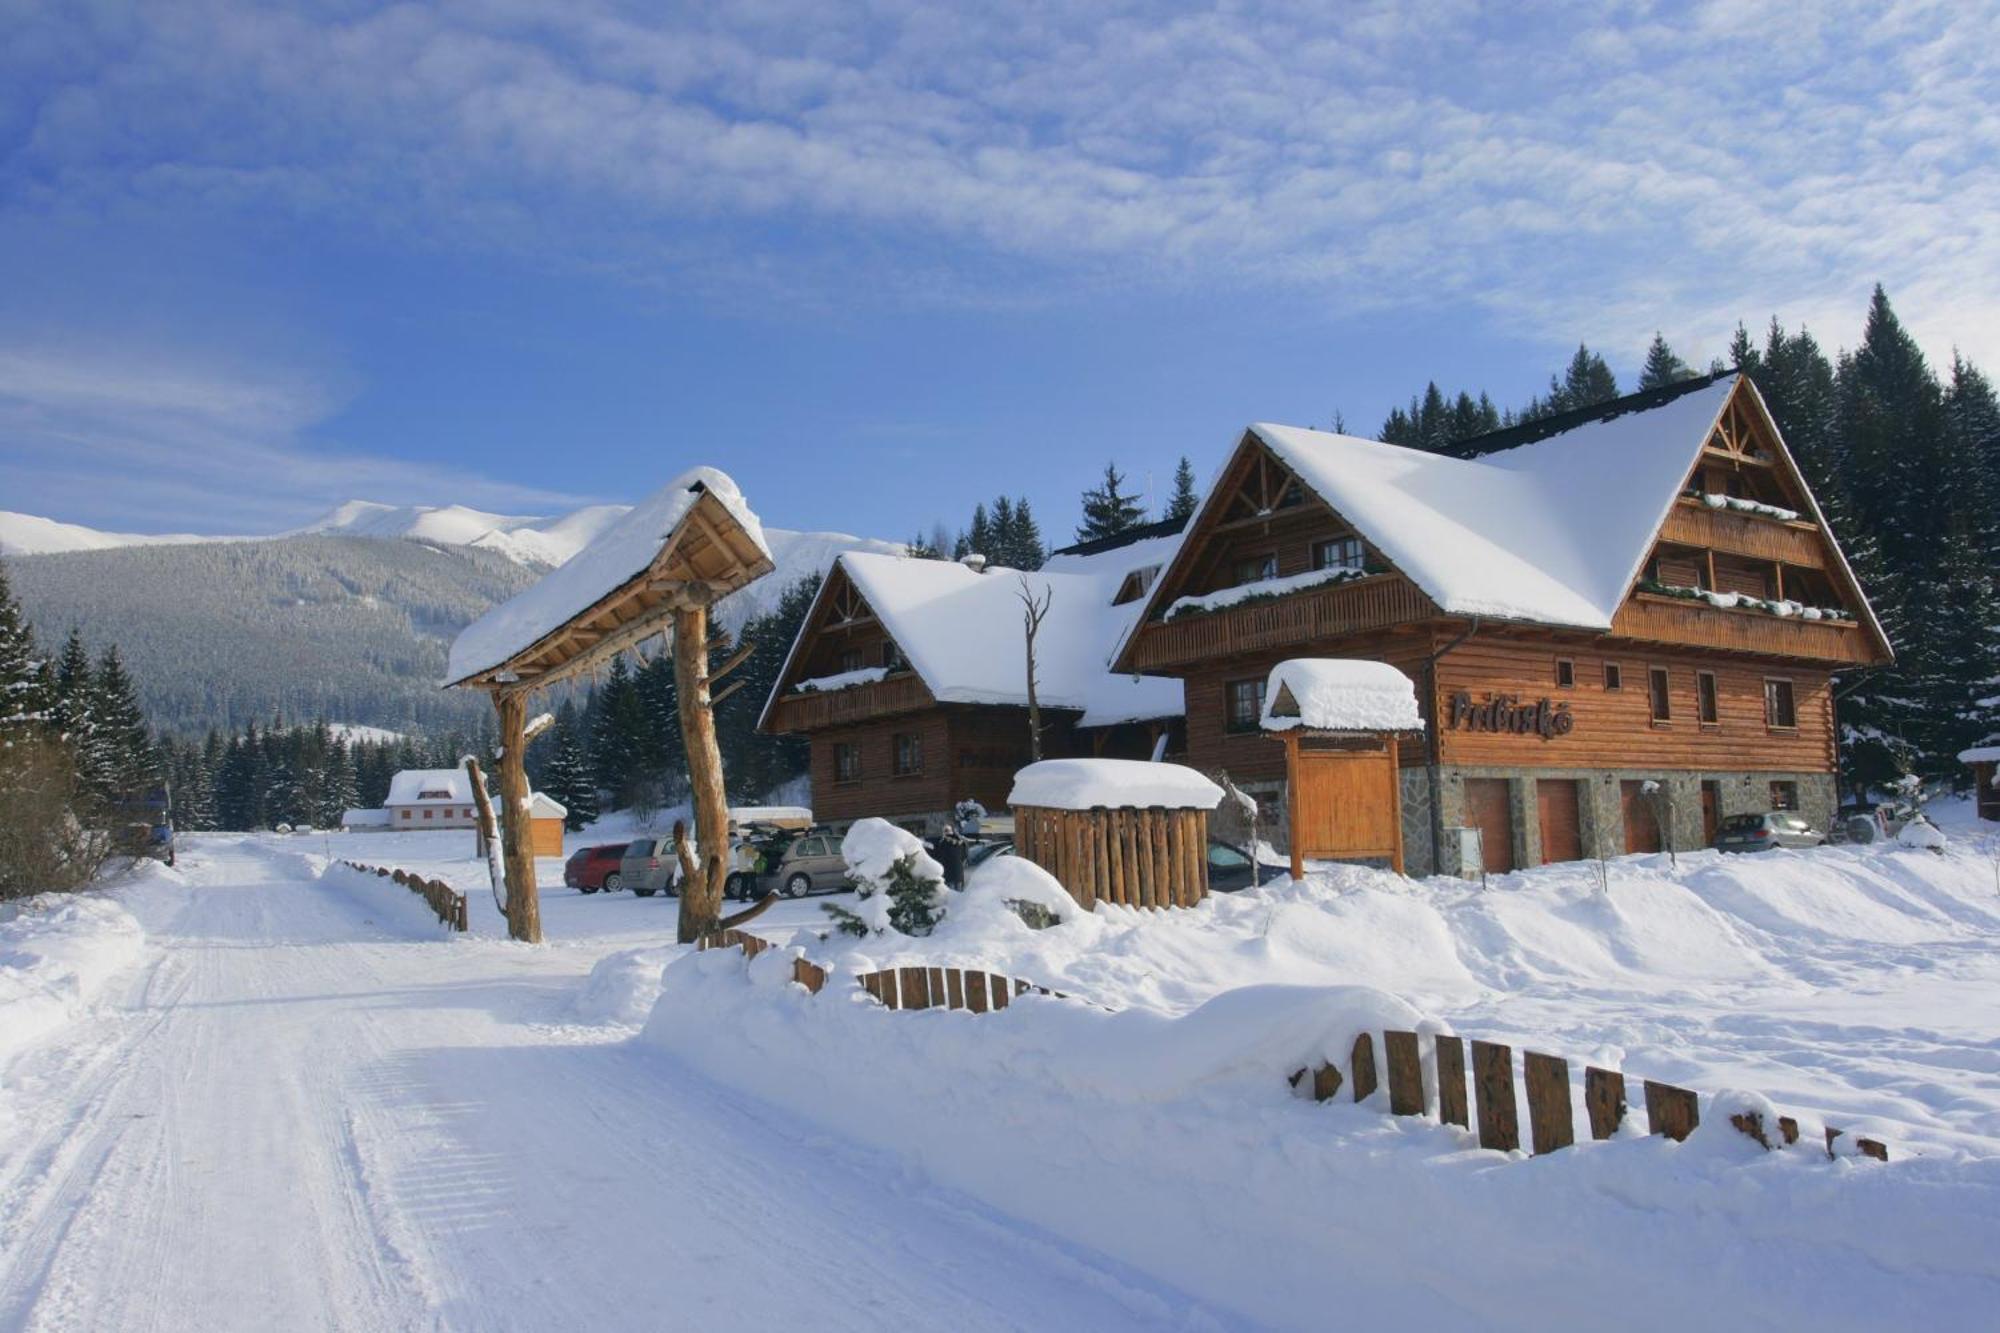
1261;658;1422;732
1640;580;1853;621
0;891;146;1076
318;860;469;939
1697;491;1801;522
447;467;768;686
1898;817;1948;851
1164;564;1364;620
955;854;1081;930
790;665;888;694
835;818;947;935
1009;758;1222;811
573;945;676;1026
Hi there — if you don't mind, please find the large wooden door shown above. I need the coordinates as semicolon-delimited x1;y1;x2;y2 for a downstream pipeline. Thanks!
1700;780;1721;847
1620;779;1661;854
1536;779;1582;864
1462;777;1515;874
1285;735;1403;872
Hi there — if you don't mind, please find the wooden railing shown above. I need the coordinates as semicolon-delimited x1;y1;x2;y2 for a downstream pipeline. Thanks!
1124;573;1434;672
763;670;934;733
1611;594;1874;664
695;928;1064;1011
1660;498;1828;568
342;860;469;932
1292;1028;1888;1162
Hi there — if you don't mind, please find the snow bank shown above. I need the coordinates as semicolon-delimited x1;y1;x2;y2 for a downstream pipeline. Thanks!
640;939;2000;1331
573;945;676;1026
318;861;468;939
1008;758;1222;811
1261;658;1422;732
447;467;768;685
0;890;146;1078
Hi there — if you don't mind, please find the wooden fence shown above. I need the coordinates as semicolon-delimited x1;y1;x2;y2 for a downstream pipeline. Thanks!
1011;803;1209;910
693;929;1891;1166
342;861;469;933
1290;1029;1890;1163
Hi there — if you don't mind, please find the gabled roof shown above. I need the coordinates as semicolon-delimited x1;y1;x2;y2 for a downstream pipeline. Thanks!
446;468;771;689
762;546;1184;731
1115;373;1889;668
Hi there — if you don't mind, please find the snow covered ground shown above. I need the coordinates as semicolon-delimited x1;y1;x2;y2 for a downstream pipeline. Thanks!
2;817;1998;1329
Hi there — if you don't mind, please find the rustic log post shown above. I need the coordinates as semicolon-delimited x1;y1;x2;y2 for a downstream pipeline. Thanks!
1523;1051;1574;1154
1285;731;1305;882
1384;1030;1424;1116
493;690;543;943
1350;1032;1379;1102
1584;1066;1627;1140
671;600;730;944
1386;734;1406;875
1730;1111;1772;1149
1149;808;1171;908
1643;1081;1700;1141
464;755;507;919
1471;1040;1519;1151
1435;1034;1469;1128
900;966;931;1010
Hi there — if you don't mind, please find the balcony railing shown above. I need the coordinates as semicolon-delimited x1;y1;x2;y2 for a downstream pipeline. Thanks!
1612;594;1876;664
763;670;934;733
1660;497;1827;569
1124;573;1434;671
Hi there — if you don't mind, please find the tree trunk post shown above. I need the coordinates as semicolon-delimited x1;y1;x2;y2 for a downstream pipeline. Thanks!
464;755;506;918
494;689;542;943
672;601;730;944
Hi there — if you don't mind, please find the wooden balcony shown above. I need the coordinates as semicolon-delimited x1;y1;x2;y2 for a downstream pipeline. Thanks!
1123;573;1435;672
763;670;935;733
1660;498;1827;569
1610;594;1878;665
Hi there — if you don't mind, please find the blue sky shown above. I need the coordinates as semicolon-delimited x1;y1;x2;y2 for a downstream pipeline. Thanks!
2;1;1995;543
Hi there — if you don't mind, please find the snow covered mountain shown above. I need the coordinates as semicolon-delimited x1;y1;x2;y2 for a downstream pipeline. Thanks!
3;501;903;734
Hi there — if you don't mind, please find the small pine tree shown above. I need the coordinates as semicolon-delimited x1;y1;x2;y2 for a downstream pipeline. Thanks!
88;645;155;801
541;701;598;830
1164;456;1199;523
0;561;48;742
1638;332;1693;389
1076;463;1146;542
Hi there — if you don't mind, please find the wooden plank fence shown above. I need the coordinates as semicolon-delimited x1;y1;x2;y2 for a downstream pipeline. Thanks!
342;861;469;933
692;928;1893;1168
1289;1028;1891;1165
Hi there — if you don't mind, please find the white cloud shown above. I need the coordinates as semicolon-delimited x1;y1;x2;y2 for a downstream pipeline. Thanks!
6;0;1998;368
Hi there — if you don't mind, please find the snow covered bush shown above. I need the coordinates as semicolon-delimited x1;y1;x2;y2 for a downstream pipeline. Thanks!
825;818;948;937
964;854;1078;930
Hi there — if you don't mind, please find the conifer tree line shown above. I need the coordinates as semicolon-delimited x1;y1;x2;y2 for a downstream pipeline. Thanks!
0;566;164;896
1367;288;2000;796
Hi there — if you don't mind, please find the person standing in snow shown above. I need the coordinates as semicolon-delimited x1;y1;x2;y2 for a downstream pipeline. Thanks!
934;822;968;891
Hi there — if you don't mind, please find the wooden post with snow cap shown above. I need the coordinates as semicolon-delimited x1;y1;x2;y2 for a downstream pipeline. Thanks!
1005;759;1223;911
439;468;779;945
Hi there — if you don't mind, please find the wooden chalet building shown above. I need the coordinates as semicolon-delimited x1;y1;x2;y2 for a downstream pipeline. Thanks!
759;528;1186;834
1110;372;1893;875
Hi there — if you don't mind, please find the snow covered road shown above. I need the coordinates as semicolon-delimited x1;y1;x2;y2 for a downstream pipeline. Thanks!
0;838;1229;1332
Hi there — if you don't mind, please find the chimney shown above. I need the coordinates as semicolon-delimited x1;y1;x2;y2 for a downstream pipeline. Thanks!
960;552;989;574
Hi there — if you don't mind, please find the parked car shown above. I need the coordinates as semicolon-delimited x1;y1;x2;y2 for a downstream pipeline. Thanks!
1715;811;1825;853
1203;838;1289;892
767;831;852;897
618;836;683;897
1830;800;1898;845
564;842;630;894
115;820;176;866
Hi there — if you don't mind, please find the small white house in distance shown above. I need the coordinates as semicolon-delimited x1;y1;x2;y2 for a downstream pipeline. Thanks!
340;808;391;833
384;768;481;830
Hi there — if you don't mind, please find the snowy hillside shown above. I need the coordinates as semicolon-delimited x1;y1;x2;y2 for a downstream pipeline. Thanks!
0;511;213;556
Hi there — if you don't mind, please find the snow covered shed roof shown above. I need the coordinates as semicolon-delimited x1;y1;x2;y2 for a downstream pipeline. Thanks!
1959;746;2000;765
386;769;474;806
341;808;391;828
1008;759;1222;811
522;791;566;820
763;549;1184;731
446;468;772;690
1261;659;1422;733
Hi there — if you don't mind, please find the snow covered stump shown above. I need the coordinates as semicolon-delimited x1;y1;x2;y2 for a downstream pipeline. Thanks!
1007;758;1223;911
1259;659;1423;880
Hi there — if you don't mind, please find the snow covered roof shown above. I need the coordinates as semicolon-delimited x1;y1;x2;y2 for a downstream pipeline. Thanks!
1958;746;2000;765
1009;759;1223;811
768;547;1183;730
521;791;566;820
1261;659;1422;733
386;769;474;806
446;468;771;688
341;808;391;828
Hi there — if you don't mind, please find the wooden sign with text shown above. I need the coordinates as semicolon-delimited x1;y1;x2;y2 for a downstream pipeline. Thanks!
1448;691;1575;740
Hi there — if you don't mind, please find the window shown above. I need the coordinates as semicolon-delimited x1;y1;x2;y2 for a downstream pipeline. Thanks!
882;641;903;671
893;732;923;776
1764;677;1797;729
834;742;860;782
423;809;434;819
400;810;411;820
1226;678;1266;733
1312;536;1365;575
1697;671;1719;726
1232;553;1278;586
1604;662;1623;691
1555;658;1575;688
1648;666;1672;723
838;648;864;673
1769;780;1799;811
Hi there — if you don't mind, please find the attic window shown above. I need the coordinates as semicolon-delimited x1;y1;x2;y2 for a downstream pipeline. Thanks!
1233;553;1278;586
417;788;452;800
1313;537;1364;575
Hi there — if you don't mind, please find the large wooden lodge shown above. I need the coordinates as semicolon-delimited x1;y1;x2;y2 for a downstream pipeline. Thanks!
762;372;1893;874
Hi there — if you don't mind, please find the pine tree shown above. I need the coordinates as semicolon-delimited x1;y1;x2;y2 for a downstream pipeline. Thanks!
0;561;48;743
88;646;156;801
541;700;598;830
1076;463;1146;542
317;739;359;827
590;655;648;810
964;503;994;562
1164;457;1200;523
1008;496;1045;570
1638;333;1692;389
50;629;95;750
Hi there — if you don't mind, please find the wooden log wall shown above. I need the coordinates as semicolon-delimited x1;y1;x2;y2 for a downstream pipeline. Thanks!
1012;803;1210;910
343;861;469;932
